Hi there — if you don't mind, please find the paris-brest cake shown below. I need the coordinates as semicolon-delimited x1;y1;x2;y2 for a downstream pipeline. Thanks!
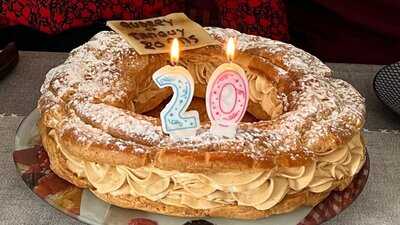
37;26;366;219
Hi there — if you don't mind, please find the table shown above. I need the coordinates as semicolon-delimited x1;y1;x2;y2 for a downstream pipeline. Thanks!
1;51;399;225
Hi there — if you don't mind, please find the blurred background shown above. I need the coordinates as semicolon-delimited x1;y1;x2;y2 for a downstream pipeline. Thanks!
1;0;399;64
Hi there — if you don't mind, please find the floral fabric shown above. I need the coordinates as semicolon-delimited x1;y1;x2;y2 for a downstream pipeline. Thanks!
0;0;288;40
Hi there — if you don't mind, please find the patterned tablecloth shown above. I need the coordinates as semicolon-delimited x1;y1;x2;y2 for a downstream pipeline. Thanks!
0;51;399;225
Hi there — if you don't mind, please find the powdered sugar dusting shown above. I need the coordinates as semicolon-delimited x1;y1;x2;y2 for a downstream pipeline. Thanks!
60;116;147;154
73;102;162;145
39;28;365;165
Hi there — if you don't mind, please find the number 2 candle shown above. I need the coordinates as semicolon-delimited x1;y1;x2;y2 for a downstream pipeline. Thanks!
206;38;249;138
152;39;200;138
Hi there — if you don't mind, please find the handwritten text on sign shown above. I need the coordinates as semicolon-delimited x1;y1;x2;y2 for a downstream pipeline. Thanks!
106;13;218;55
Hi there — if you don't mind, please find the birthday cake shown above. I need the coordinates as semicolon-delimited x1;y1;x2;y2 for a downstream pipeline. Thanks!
37;27;366;219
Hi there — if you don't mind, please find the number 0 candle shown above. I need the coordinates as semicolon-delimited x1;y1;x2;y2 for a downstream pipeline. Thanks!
206;38;249;138
152;39;200;138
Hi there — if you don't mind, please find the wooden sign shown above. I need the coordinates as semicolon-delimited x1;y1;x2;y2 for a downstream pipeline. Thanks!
107;13;218;55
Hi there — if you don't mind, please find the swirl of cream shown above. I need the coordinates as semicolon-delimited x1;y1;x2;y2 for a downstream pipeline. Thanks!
59;140;86;178
309;133;365;193
84;162;126;194
249;77;264;102
249;75;283;118
118;166;172;201
252;177;289;210
279;162;317;191
194;63;214;85
54;130;365;211
181;57;220;86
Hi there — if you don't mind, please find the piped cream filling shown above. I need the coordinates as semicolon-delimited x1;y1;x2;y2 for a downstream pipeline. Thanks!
54;132;365;211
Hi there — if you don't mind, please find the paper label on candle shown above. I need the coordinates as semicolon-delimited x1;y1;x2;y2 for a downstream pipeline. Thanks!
107;13;218;55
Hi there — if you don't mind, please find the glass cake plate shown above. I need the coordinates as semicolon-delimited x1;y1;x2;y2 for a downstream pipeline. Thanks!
13;109;370;225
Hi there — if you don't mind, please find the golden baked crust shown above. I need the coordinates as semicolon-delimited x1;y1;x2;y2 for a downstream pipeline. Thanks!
92;190;330;219
37;27;366;219
40;121;356;219
38;27;365;172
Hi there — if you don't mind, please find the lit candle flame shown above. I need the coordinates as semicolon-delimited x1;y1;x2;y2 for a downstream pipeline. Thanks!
170;38;180;66
226;37;235;62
